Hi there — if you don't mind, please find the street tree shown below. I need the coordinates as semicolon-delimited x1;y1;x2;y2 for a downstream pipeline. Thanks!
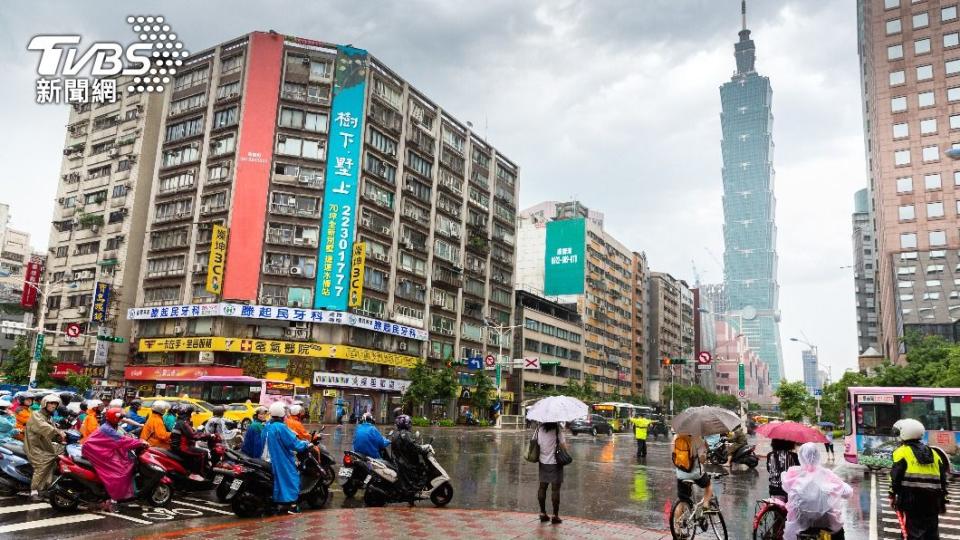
774;380;812;421
1;337;56;387
65;372;93;395
403;361;436;416
433;365;459;404
472;369;495;418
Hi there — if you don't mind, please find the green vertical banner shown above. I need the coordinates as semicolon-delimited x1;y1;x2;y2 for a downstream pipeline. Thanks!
738;362;745;391
544;218;586;296
33;334;44;361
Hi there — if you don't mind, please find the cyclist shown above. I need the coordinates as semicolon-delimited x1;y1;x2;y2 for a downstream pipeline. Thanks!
782;442;851;540
673;432;714;509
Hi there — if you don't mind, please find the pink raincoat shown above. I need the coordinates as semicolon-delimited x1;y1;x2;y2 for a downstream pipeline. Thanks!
781;442;853;540
81;424;143;500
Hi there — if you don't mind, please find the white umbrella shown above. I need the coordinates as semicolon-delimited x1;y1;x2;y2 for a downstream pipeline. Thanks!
525;396;589;423
671;406;741;438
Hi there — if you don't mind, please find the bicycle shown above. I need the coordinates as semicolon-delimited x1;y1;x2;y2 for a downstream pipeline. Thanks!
752;496;786;540
670;472;728;540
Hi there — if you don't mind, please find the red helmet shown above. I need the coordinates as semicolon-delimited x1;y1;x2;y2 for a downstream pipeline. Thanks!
104;407;125;427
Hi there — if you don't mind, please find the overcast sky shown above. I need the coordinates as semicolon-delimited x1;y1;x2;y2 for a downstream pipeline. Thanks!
0;1;864;382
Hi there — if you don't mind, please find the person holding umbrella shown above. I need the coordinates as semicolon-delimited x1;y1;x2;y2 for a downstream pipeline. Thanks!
525;396;587;525
754;421;829;501
670;406;741;510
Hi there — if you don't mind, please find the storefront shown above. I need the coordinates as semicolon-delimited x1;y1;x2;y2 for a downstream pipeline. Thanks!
312;371;410;424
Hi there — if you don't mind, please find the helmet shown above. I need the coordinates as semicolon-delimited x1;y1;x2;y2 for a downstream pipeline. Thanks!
86;399;103;411
254;406;269;417
131;399;142;409
109;399;124;408
177;404;195;418
268;402;287;418
392;407;404;418
151;400;170;414
0;399;12;410
104;407;125;427
395;414;412;431
212;405;226;416
18;393;35;404
894;418;925;441
289;404;303;416
41;394;62;407
59;392;73;406
362;412;375;424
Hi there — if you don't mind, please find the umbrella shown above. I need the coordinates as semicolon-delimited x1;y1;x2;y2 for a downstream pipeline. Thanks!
525;396;589;423
755;421;828;444
670;406;741;437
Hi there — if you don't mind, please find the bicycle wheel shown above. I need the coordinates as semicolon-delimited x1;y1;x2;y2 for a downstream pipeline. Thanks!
704;510;728;540
753;505;786;540
670;499;695;540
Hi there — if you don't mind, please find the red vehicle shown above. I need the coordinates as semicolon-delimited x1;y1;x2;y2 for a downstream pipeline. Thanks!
146;434;229;495
48;446;172;510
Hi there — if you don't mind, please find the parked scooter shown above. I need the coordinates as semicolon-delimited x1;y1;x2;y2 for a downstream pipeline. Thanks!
707;436;759;468
47;443;173;510
222;435;331;517
0;430;82;496
361;434;453;507
338;449;374;499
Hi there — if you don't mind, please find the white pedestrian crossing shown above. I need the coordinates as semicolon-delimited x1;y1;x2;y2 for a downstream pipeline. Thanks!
877;476;960;539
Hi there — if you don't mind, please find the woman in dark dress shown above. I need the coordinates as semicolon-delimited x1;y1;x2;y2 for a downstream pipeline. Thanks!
536;422;567;524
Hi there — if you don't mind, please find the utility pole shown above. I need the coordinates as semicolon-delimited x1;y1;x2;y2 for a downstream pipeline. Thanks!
28;278;50;389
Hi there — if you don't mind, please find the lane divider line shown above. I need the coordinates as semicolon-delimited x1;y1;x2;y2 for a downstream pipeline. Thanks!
170;499;233;515
0;502;50;514
870;473;878;540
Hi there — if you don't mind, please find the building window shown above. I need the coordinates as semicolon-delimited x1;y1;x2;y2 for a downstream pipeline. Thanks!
895;149;911;165
901;232;918;249
921;118;938;134
887;18;903;34
173;69;208;92
928;201;945;218
897;177;913;193
885;0;900;8
216;81;241;100
948;58;960;75
914;12;930;29
220;55;243;75
923;145;940;161
944;6;958;21
892;96;908;112
162;144;200;168
890;70;906;85
888;44;905;60
169;93;206;116
915;38;932;55
165;117;204;142
276;135;325;160
919;91;936;107
893;122;909;138
279;107;328;133
210;134;236;157
917;64;934;80
212;107;238;129
930;230;947;246
926;173;942;189
899;205;916;220
947;33;960;48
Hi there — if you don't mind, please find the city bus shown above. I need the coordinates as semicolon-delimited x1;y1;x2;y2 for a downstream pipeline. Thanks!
844;386;960;472
592;403;654;432
145;375;307;407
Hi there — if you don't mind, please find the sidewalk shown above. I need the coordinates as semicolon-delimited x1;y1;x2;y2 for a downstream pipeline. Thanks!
136;507;671;540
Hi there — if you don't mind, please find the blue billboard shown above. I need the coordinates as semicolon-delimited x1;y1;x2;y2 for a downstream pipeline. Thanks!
314;46;369;310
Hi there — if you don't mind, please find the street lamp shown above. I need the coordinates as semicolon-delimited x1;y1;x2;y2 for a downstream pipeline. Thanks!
483;318;522;404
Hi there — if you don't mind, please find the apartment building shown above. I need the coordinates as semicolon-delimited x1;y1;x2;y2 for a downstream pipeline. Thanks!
852;188;880;354
857;0;960;359
44;79;163;380
516;201;640;399
645;271;694;403
631;251;649;397
513;288;585;400
0;226;30;304
127;33;519;420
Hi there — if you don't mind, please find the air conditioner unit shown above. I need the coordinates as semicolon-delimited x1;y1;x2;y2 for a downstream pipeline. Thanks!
293;321;308;329
379;226;390;235
174;325;184;335
398;342;408;352
373;253;388;262
293;238;304;245
201;205;210;213
77;306;88;315
262;297;274;305
301;57;311;65
405;185;416;193
360;218;371;227
297;176;310;184
289;267;303;275
291;301;302;308
192;263;206;273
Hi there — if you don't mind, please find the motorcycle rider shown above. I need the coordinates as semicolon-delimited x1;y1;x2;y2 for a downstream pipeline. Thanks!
263;401;310;514
285;404;310;442
353;412;390;459
0;398;19;443
80;399;103;442
82;407;147;511
162;403;178;431
782;442;851;540
389;414;431;494
140;400;171;449
240;406;269;459
169;404;209;481
889;418;947;539
726;425;748;466
23;394;65;500
205;405;238;444
15;393;35;435
629;415;653;458
126;399;147;425
767;438;800;499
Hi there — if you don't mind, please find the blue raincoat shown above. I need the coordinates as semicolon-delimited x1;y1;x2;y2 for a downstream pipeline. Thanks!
263;419;308;504
0;414;18;443
353;422;389;459
241;419;265;459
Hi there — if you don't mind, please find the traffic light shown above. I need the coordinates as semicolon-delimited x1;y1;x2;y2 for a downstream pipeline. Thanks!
96;335;125;343
662;356;671;366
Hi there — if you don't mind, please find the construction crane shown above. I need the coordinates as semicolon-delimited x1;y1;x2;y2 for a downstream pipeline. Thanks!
704;247;724;274
691;259;704;287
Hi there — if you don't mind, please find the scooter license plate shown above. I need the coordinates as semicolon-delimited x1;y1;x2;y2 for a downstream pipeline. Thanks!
229;479;242;491
338;467;352;478
213;474;223;486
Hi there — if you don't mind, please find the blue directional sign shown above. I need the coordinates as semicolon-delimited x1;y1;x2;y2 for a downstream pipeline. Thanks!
467;357;483;371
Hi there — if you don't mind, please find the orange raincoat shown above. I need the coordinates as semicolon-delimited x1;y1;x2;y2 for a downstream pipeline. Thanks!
284;416;310;441
140;413;171;449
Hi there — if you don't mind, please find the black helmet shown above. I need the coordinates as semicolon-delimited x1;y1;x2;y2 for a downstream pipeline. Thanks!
212;405;225;416
177;404;195;418
59;392;73;406
168;403;180;414
131;399;142;409
18;393;35;404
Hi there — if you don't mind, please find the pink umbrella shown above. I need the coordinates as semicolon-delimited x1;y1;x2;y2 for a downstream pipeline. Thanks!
755;421;828;444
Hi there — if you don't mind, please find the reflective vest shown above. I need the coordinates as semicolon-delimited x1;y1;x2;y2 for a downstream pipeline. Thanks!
892;444;943;492
631;417;652;440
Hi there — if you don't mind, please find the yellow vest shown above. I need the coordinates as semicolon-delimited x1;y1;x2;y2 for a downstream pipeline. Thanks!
631;417;652;440
892;444;943;492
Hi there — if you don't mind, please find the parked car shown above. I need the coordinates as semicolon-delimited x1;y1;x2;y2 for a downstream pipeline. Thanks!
569;414;614;436
225;402;258;428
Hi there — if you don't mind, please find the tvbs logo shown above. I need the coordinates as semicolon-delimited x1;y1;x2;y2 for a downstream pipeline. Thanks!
28;16;186;104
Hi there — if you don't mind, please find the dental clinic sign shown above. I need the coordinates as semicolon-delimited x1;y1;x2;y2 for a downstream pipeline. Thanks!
28;15;186;105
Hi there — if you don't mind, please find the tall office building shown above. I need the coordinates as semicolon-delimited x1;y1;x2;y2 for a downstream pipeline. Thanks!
127;33;519;419
857;0;960;360
801;348;819;394
646;271;695;403
44;80;164;380
852;188;880;354
719;1;783;386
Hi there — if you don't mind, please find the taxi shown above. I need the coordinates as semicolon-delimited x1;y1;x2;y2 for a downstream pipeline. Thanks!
137;396;215;428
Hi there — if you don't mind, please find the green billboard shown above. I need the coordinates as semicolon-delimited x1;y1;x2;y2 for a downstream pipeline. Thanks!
544;218;586;296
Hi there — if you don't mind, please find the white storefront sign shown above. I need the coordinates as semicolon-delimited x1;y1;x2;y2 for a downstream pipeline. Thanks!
312;371;411;394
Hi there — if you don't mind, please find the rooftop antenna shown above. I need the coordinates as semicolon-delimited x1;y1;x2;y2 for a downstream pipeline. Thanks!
741;0;747;31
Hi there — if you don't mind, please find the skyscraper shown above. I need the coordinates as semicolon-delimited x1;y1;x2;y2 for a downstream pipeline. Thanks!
852;188;879;355
802;348;818;394
720;1;784;386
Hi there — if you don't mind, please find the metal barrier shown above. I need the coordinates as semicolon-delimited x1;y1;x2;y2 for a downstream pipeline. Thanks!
497;414;525;429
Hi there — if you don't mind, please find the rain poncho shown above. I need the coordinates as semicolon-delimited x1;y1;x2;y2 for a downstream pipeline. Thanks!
240;419;266;459
782;442;852;540
140;413;171;449
23;410;62;491
353;422;390;459
162;412;176;431
80;412;99;442
264;419;308;504
82;424;143;501
284;416;310;441
0;414;19;443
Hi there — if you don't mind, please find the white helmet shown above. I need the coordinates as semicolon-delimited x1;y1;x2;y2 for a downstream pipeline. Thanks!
86;399;103;410
895;418;925;441
268;402;287;418
151;400;170;414
0;399;12;410
41;394;62;407
289;404;303;416
109;398;124;408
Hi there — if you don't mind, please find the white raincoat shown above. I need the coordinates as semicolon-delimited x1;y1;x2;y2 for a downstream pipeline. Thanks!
782;442;852;540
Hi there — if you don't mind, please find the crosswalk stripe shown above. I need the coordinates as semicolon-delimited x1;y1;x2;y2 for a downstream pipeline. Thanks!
0;513;103;534
0;502;49;514
883;527;960;540
170;499;233;515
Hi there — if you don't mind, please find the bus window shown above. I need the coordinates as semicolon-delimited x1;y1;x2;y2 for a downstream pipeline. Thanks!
859;404;899;436
949;397;960;431
900;396;949;431
844;406;852;436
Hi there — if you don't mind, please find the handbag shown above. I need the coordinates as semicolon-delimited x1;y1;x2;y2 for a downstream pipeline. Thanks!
524;427;541;463
555;431;573;466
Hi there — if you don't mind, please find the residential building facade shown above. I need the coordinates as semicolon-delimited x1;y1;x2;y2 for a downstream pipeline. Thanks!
852;188;880;354
0;226;30;304
857;0;960;360
713;319;772;404
513;288;585;400
127;33;519;420
646;271;694;403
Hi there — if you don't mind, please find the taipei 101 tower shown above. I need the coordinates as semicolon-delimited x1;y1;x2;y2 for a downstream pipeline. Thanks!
719;0;784;388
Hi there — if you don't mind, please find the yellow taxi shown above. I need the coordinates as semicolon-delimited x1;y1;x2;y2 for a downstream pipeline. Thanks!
137;396;215;428
224;402;258;428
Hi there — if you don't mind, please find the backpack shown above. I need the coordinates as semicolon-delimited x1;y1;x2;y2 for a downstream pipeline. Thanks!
673;434;694;472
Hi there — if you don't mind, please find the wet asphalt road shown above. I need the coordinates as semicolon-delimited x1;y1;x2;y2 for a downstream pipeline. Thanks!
6;426;875;539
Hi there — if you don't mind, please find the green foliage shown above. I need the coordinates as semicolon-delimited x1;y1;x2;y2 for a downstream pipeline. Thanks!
403;362;436;413
774;380;813;421
411;416;431;427
240;355;268;379
433;365;459;401
65;372;93;394
478;419;490;427
581;374;597;401
663;383;739;411
285;357;312;383
472;369;495;416
438;419;455;427
1;337;56;387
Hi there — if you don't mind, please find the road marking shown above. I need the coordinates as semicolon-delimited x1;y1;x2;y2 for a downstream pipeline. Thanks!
97;511;153;524
884;526;960;540
171;499;233;515
0;502;50;514
183;496;230;507
869;473;878;540
0;513;103;534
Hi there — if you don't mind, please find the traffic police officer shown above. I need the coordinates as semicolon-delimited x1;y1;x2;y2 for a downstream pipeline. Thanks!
889;418;947;540
629;415;653;458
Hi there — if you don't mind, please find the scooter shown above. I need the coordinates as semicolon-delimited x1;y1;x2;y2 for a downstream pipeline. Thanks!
47;443;173;510
223;437;331;517
708;436;760;468
0;430;82;496
361;435;454;508
145;433;228;494
312;429;336;487
338;449;374;499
